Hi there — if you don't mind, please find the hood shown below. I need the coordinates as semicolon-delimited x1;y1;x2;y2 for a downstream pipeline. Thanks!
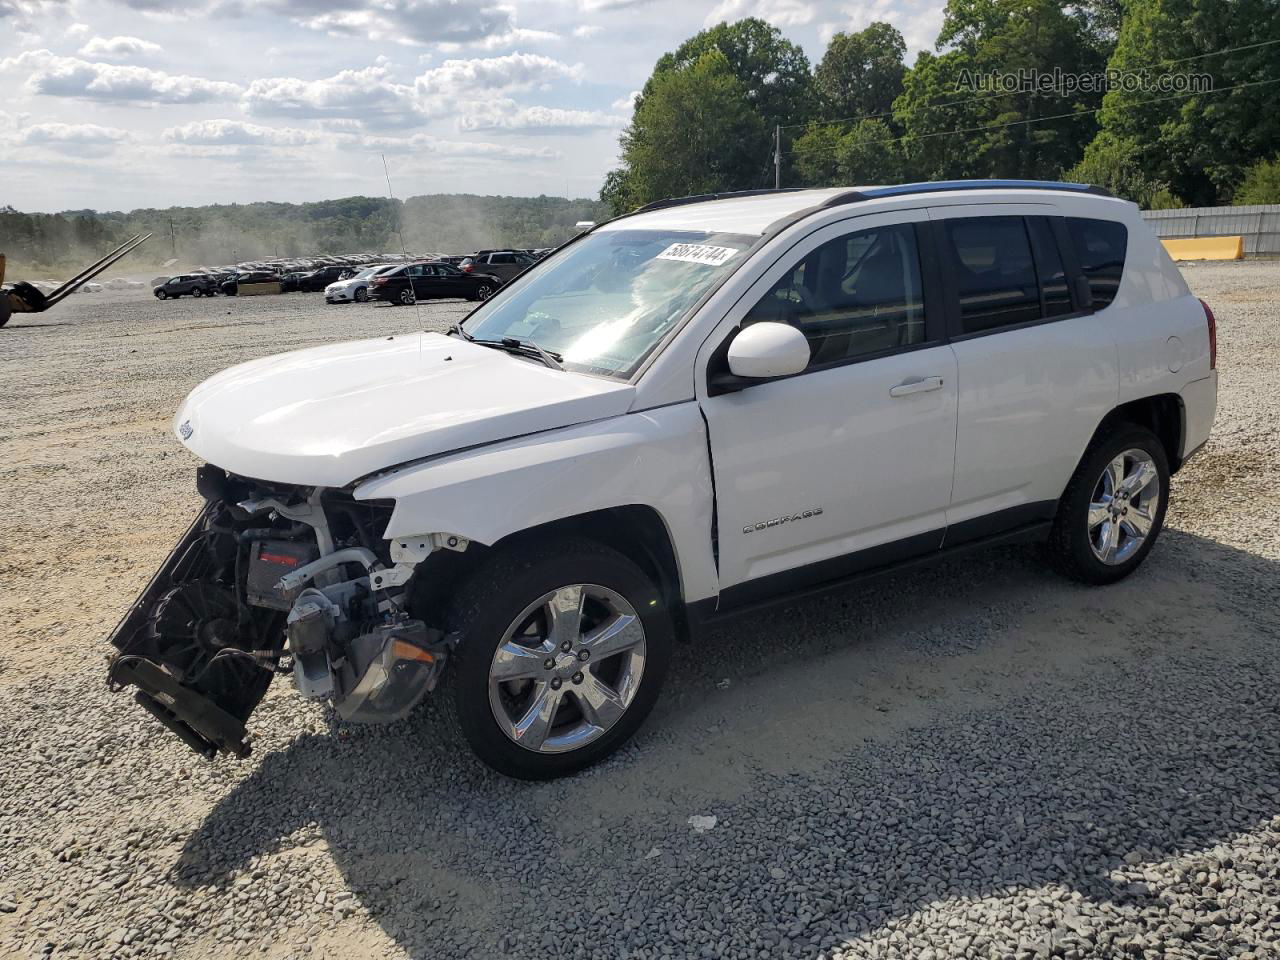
175;332;636;486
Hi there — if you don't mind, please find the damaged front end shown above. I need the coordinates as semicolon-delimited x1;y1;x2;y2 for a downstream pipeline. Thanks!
107;465;452;759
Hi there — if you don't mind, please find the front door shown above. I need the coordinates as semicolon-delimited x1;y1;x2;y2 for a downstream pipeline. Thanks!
697;210;959;604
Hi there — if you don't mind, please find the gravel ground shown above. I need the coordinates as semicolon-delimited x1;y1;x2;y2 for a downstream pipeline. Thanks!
1;265;1278;960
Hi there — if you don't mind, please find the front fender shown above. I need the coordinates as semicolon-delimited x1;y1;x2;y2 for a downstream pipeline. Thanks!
353;404;718;603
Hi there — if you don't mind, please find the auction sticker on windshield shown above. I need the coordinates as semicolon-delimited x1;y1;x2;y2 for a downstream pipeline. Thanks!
656;243;740;266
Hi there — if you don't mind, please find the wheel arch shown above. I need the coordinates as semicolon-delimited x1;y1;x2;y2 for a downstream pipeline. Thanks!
1086;393;1186;474
407;505;690;641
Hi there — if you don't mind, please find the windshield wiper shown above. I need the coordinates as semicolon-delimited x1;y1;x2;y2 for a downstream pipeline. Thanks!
460;335;560;371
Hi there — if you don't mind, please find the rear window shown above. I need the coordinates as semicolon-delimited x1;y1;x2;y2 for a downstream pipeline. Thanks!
1067;217;1127;310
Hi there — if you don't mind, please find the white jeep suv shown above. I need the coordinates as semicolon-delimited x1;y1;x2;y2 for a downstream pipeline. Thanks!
107;180;1218;779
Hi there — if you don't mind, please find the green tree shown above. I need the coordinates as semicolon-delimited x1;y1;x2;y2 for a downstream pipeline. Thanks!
1078;0;1280;205
649;18;813;130
814;23;907;122
793;120;904;186
894;0;1107;182
1235;156;1280;203
609;49;769;210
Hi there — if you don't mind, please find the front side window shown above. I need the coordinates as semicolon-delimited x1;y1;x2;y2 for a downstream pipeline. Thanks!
1067;217;1127;310
742;222;926;367
462;228;754;379
943;217;1041;333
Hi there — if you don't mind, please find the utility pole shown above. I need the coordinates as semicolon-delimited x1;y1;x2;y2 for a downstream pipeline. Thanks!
774;125;782;189
168;217;177;258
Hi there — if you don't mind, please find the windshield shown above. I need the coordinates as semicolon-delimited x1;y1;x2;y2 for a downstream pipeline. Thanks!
461;228;755;379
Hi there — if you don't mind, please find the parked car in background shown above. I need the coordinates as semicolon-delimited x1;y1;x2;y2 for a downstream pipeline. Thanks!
459;250;537;282
154;275;218;299
220;271;280;296
280;272;309;293
368;261;502;305
299;266;348;292
324;265;397;304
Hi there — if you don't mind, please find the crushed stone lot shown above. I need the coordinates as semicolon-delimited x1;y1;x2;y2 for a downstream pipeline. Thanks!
2;265;1279;960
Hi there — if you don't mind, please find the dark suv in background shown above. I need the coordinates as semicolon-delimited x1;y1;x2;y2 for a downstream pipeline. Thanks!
153;275;217;299
460;250;537;282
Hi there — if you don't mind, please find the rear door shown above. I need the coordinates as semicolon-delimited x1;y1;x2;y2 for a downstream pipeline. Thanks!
929;204;1119;539
432;264;471;299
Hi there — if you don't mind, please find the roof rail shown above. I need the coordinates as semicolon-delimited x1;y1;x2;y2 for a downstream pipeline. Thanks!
850;179;1114;200
633;187;807;214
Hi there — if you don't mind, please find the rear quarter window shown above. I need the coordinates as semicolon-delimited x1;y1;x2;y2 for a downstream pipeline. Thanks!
1067;217;1127;310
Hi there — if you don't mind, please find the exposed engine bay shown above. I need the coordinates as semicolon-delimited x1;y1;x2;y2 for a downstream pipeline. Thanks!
107;465;452;759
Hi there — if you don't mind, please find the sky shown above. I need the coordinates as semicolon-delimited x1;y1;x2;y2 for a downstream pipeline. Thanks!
0;0;945;213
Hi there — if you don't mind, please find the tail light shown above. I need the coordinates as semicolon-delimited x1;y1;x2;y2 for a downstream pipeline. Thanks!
373;277;388;286
461;263;473;273
1199;298;1217;369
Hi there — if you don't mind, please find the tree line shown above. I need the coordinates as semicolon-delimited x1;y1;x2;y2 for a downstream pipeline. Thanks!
1;194;612;273
602;0;1280;213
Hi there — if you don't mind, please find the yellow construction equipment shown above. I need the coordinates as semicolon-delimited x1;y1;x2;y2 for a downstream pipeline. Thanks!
0;234;151;328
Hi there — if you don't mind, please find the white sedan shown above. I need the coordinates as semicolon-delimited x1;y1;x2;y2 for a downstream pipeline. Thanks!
324;264;397;304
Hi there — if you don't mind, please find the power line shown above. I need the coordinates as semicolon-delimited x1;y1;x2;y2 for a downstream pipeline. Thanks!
779;36;1280;134
786;75;1280;161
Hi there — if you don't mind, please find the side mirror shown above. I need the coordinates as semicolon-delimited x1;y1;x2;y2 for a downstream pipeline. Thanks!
727;322;810;378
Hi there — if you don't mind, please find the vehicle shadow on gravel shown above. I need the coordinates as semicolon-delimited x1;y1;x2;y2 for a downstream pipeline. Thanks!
173;530;1280;958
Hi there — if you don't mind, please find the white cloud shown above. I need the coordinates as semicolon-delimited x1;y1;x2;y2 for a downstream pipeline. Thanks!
16;121;132;156
611;90;638;112
1;49;241;103
459;99;624;133
251;0;516;47
572;24;602;37
164;118;320;146
241;64;420;127
344;131;559;159
820;0;944;55
704;0;815;28
66;21;90;35
415;52;584;98
78;35;163;59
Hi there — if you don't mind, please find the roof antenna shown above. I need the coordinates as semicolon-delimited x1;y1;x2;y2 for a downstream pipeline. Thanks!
381;152;423;348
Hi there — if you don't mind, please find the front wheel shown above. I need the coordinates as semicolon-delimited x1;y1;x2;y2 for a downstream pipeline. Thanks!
398;287;415;306
446;539;672;779
474;283;494;301
155;289;168;300
354;287;368;302
1046;424;1170;584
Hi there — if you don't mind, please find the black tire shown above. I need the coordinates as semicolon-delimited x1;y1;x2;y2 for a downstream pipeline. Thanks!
398;287;415;306
444;538;673;779
192;287;203;297
354;287;368;303
1045;423;1170;584
474;283;493;301
155;289;167;300
0;298;11;328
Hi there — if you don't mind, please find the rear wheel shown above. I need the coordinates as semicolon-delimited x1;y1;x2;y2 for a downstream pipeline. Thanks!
1046;424;1169;584
446;538;672;779
192;287;203;297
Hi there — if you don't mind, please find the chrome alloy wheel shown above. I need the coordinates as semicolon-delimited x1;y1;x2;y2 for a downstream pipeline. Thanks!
1088;448;1161;565
488;584;646;754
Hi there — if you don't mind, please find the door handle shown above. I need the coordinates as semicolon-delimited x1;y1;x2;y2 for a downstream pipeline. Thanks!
889;376;944;398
